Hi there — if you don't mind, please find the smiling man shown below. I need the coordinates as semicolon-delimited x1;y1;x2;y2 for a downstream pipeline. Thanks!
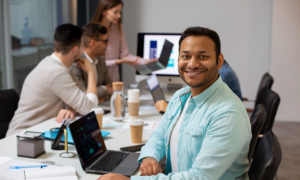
99;27;251;180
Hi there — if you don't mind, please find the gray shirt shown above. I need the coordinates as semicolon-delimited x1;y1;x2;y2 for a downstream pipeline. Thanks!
6;54;98;136
69;53;112;99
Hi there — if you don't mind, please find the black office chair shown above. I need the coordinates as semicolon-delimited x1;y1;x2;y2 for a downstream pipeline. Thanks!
0;89;19;138
248;131;282;180
255;88;280;134
245;72;274;112
248;104;267;161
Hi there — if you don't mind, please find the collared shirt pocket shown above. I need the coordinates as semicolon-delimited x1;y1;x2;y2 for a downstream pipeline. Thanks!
184;126;204;156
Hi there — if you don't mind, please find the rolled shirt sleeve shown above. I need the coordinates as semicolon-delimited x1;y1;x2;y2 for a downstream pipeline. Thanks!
85;93;98;106
49;72;98;115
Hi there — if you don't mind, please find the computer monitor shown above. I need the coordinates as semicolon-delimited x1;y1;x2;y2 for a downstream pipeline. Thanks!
137;33;185;86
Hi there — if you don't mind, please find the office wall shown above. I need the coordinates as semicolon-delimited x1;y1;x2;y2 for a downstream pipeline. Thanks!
9;0;55;42
122;0;273;100
0;0;5;89
270;0;300;122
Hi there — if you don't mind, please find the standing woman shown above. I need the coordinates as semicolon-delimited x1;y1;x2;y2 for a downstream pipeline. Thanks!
90;0;157;82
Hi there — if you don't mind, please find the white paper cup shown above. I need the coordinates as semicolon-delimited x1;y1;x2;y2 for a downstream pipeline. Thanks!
127;89;140;103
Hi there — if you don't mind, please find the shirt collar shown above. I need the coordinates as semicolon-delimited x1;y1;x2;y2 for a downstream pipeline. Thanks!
52;53;68;70
84;51;98;65
179;75;223;108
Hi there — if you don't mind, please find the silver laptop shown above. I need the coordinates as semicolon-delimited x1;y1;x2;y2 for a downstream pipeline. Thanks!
136;39;174;75
69;112;140;176
146;74;165;103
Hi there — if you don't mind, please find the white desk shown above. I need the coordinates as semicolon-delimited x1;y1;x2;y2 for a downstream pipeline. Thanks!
0;105;164;180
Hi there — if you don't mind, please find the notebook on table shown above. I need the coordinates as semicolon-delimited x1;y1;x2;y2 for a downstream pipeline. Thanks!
25;167;77;180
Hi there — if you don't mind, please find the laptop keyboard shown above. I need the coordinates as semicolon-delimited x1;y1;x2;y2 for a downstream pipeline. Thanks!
90;151;129;172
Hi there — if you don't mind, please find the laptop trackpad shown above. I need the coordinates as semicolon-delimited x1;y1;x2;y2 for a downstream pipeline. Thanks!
113;153;140;176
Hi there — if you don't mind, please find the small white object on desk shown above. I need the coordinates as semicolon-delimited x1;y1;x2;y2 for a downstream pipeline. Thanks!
0;156;13;166
25;167;77;180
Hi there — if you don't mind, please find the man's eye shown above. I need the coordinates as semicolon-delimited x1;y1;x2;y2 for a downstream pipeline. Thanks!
199;55;208;59
182;55;189;59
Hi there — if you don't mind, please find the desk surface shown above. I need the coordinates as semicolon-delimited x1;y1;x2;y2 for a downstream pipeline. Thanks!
0;105;164;180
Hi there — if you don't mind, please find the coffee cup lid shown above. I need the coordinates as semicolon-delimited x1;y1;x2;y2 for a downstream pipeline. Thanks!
91;108;104;114
129;119;144;126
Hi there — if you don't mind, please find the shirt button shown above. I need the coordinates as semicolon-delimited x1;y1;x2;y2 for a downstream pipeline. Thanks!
165;143;168;146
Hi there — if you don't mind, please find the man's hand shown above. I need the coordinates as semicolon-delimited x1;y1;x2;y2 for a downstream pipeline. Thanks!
116;57;139;65
140;157;162;176
105;84;113;95
145;58;158;64
98;173;130;180
77;58;94;74
154;100;168;113
55;109;76;123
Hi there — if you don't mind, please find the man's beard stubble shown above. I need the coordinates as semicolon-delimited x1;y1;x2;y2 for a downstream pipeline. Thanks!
179;64;219;88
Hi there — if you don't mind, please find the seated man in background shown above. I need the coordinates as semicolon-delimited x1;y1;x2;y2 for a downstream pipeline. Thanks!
99;27;251;180
219;59;243;101
155;59;243;113
6;24;98;136
70;23;112;102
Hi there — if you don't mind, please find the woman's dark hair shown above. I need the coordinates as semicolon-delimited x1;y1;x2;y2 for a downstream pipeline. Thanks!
54;24;82;55
179;27;221;63
90;0;123;34
82;23;107;47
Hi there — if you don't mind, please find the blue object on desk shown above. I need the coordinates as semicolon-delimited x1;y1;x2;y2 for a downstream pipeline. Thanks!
9;165;47;169
42;127;110;144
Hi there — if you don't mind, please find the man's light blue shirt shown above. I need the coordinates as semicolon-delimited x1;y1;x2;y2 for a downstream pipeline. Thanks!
131;76;251;180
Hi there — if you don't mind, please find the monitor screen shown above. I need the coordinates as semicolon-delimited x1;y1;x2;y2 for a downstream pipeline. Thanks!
137;33;181;76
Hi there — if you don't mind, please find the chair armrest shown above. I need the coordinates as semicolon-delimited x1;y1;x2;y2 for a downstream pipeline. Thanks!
243;97;255;102
246;108;254;112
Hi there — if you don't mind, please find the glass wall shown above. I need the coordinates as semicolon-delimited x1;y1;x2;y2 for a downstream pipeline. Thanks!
0;0;6;90
9;0;58;92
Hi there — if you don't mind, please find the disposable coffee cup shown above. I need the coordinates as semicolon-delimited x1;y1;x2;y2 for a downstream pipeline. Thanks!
128;89;140;119
91;108;104;129
129;119;144;143
128;89;140;102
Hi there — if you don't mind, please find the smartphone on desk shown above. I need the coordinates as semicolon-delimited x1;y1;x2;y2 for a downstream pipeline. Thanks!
120;144;145;152
104;110;110;114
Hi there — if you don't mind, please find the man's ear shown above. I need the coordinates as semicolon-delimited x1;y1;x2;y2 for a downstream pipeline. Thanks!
72;45;79;55
217;53;224;70
89;39;95;48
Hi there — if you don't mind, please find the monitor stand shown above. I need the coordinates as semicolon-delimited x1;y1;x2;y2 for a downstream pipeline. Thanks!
167;83;183;90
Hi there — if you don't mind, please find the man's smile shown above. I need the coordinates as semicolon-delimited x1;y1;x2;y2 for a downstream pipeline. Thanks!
184;70;206;77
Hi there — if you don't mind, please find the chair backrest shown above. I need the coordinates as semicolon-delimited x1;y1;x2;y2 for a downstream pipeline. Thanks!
248;131;282;180
0;89;19;138
255;88;280;134
255;73;274;102
248;104;267;161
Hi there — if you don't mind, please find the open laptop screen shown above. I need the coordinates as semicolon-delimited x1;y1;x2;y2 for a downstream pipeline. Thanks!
70;112;107;168
147;75;165;102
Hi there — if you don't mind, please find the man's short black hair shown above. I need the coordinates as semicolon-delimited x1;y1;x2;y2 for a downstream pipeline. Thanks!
82;23;107;47
179;27;221;63
54;24;82;55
